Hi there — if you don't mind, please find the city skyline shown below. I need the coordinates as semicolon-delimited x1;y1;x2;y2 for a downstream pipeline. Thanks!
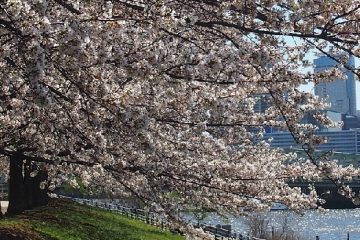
314;54;357;115
299;55;360;114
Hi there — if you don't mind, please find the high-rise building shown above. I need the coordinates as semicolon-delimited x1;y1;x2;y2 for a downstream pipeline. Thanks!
253;93;271;114
314;55;356;115
264;129;360;154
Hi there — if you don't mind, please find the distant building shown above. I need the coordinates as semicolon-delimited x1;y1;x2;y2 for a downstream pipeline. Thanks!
265;129;360;154
253;93;291;133
314;55;357;115
252;93;273;133
301;110;342;131
253;93;271;114
261;55;360;155
342;114;360;130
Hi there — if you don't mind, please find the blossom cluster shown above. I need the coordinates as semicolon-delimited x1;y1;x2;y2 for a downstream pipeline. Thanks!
1;0;360;237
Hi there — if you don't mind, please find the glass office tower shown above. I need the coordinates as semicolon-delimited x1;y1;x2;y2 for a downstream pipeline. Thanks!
314;55;356;116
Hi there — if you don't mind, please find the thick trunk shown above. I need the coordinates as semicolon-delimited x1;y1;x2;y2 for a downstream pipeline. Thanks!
7;154;26;214
7;155;48;215
0;202;3;219
32;169;48;207
24;160;34;209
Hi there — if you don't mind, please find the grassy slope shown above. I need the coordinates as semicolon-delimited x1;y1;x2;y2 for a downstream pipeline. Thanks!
0;199;184;240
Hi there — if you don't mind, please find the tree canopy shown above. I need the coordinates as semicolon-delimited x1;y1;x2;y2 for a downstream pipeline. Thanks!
1;0;360;237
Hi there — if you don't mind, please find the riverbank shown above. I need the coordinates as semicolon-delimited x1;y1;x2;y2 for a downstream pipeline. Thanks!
0;199;184;240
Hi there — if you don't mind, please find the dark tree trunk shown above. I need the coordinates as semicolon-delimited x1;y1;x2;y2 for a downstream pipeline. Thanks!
7;155;49;215
32;169;48;208
24;160;34;209
7;154;26;214
0;203;3;219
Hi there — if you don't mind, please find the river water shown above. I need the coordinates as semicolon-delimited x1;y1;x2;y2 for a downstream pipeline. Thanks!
188;209;360;240
68;198;360;239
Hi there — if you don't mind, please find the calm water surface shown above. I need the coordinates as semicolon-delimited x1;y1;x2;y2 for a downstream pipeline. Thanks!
89;199;360;239
191;209;360;240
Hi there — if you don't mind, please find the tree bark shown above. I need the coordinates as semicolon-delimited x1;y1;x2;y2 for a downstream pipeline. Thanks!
32;169;48;208
7;154;26;215
7;155;48;214
0;202;3;219
24;160;34;209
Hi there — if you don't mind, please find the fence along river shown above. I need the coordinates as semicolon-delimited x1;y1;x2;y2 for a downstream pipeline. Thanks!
193;209;360;240
60;196;360;240
60;196;267;240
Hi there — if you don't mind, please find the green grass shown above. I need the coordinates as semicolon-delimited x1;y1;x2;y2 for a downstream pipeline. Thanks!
0;199;185;240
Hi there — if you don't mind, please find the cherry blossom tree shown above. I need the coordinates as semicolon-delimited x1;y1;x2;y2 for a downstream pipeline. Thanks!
1;0;360;236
